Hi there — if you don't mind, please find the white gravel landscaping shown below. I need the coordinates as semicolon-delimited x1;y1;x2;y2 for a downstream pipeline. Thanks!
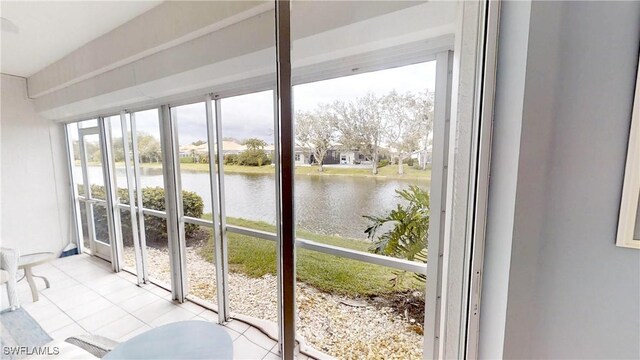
124;245;423;359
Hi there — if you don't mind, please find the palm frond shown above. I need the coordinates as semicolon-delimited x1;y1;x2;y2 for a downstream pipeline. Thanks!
363;186;430;283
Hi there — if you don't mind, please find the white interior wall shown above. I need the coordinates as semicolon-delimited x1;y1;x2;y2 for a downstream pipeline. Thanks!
0;74;72;255
480;1;640;358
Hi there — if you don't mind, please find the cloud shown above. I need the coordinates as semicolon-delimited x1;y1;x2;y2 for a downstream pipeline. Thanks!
125;61;436;145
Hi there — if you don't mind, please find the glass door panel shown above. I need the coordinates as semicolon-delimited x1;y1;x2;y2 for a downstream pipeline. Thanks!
78;129;112;262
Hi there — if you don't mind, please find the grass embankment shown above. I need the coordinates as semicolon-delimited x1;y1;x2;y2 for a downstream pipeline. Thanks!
145;162;431;181
198;216;423;297
85;160;430;181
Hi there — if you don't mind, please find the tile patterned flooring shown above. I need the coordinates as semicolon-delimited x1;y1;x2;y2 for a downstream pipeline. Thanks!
1;253;310;360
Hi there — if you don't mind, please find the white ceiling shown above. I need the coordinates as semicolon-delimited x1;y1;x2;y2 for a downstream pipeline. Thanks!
0;1;161;77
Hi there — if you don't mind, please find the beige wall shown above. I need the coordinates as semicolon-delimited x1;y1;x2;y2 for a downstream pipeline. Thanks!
1;74;71;255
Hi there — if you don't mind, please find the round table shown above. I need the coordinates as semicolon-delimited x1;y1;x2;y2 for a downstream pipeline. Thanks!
103;321;233;359
18;252;56;302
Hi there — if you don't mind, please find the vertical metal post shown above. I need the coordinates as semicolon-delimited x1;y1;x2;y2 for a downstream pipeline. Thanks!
424;50;454;360
207;95;230;323
159;105;187;302
275;1;296;358
64;125;84;254
120;111;144;284
99;116;124;272
130;113;149;282
272;89;284;352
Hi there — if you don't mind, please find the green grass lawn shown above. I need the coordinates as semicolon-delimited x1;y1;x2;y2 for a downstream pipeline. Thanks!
198;216;424;297
85;160;430;181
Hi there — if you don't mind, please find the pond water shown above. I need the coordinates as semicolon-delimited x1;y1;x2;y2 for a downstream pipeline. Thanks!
82;166;429;239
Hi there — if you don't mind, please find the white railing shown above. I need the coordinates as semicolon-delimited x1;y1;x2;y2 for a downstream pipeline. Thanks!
82;199;427;275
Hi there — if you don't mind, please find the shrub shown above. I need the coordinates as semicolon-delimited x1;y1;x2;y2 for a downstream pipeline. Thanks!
81;185;204;247
237;149;271;166
402;158;414;167
364;185;429;283
377;159;390;168
224;154;239;165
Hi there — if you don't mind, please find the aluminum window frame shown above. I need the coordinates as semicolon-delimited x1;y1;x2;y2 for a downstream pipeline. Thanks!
170;100;213;304
98;116;125;272
422;1;501;359
118;111;145;284
65;63;462;358
64;124;85;255
129;111;150;282
77;126;101;257
206;95;231;323
159;105;188;302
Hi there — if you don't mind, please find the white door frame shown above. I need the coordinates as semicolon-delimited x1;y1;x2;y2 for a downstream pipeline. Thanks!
77;126;114;263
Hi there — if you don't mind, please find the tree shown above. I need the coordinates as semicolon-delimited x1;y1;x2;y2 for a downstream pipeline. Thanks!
137;133;161;163
192;140;206;146
383;91;433;175
243;138;267;150
295;105;336;172
238;149;270;166
72;140;80;161
91;149;102;162
333;93;386;175
239;138;270;166
111;137;125;163
414;90;435;170
83;141;99;162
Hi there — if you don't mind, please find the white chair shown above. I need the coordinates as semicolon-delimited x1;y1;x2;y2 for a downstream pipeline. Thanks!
1;247;20;310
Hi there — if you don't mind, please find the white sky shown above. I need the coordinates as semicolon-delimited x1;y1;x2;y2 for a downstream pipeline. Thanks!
112;61;436;145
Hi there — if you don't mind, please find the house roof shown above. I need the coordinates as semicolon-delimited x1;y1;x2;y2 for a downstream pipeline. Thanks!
179;141;275;153
179;143;208;154
221;141;245;151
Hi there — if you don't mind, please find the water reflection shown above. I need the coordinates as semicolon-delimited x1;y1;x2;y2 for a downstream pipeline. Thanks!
82;166;428;239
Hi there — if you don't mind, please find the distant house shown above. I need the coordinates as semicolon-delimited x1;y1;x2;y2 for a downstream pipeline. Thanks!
410;145;433;168
179;143;208;158
294;146;310;165
338;151;371;165
222;140;274;155
294;144;355;166
180;141;275;155
221;141;245;155
323;150;341;165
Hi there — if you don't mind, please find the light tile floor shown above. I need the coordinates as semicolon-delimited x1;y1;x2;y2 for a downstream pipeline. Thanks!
1;253;310;360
